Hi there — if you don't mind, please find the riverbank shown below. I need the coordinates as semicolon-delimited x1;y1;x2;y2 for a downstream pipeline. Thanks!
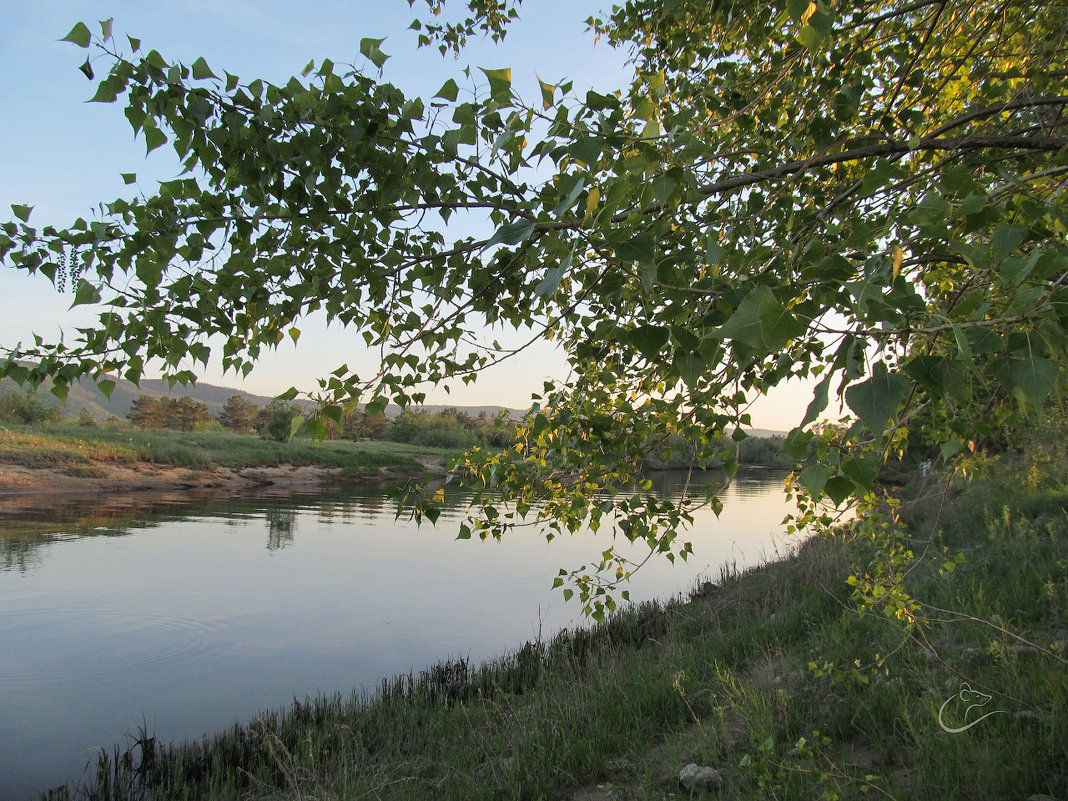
0;425;450;496
54;448;1066;801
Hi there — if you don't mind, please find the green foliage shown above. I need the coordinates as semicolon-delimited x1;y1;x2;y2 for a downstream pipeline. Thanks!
257;399;303;443
126;394;211;431
216;393;260;434
3;0;1068;608
0;389;62;425
385;407;511;449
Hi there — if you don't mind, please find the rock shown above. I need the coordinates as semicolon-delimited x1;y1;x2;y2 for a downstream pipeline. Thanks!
1015;710;1041;722
679;763;723;791
1025;794;1057;801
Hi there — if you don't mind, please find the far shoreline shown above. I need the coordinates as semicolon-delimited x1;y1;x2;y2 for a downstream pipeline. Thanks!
0;424;450;500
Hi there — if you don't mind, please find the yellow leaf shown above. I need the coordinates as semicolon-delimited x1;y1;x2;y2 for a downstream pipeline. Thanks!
584;187;601;225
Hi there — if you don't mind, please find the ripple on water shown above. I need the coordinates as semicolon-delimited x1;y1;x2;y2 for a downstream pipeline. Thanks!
0;603;217;690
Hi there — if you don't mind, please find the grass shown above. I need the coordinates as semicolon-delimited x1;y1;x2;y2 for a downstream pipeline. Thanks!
45;436;1068;801
0;423;449;478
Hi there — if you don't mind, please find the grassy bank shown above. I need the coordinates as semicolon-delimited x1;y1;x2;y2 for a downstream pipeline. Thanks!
0;424;450;481
50;444;1066;801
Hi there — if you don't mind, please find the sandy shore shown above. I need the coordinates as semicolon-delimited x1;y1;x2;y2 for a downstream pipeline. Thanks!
0;461;425;498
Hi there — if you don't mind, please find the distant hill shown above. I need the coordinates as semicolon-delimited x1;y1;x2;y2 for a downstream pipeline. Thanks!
0;372;523;422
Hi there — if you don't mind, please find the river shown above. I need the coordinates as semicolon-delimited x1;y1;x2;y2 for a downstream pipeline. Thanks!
0;469;795;799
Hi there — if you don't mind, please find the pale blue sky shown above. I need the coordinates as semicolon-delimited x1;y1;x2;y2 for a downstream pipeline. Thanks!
1;1;810;427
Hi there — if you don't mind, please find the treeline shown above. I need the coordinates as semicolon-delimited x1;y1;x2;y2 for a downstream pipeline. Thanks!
126;394;309;442
124;393;514;448
0;387;793;466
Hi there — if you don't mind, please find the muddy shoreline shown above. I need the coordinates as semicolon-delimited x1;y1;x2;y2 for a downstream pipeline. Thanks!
0;461;440;499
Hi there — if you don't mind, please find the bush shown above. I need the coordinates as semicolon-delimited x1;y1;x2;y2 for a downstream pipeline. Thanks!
258;401;303;443
0;389;62;425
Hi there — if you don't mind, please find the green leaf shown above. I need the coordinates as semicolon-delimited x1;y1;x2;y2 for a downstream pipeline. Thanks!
11;204;33;222
757;291;805;347
98;18;113;41
570;137;603;167
675;353;706;388
845;365;907;436
626;325;670;360
89;78;121;103
841;456;878;489
486;218;534;247
435;78;459;101
360;37;389;68
71;278;101;308
994;356;1059;408
991;225;1027;261
537;75;555;109
966;328;1004;355
823;475;855;506
97;379;116;400
781;427;813;459
905;355;969;402
78;58;94;80
801;375;830;427
121;172;137;185
536;251;571;299
715;288;767;348
797;23;826;51
365;396;388;417
551;176;586;217
616;233;655;265
144;126;167;154
191;56;217;80
787;0;811;21
61;22;92;48
715;287;801;349
288;414;304;441
799;463;833;496
480;67;512;100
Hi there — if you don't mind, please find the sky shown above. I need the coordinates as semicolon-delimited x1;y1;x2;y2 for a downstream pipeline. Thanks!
1;1;812;429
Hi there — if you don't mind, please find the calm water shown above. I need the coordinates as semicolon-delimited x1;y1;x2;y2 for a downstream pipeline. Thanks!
0;469;794;799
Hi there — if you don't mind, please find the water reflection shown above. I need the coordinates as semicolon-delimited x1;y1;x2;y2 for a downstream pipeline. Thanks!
0;469;794;801
265;507;297;551
0;469;789;574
